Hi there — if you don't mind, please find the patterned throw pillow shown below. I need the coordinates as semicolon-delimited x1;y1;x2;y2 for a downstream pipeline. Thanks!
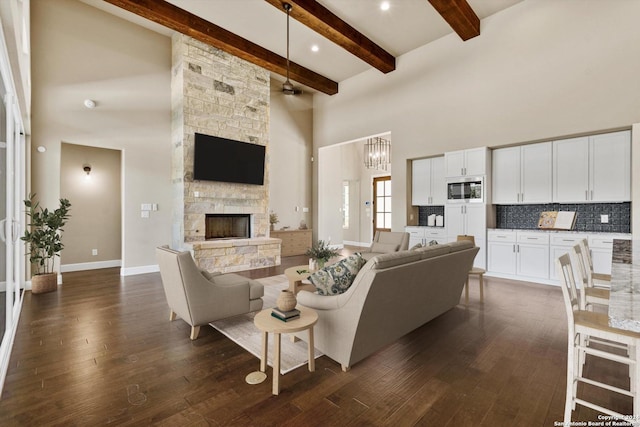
308;252;366;296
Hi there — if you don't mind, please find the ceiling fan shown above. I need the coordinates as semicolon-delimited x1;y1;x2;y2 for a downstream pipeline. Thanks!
282;2;303;95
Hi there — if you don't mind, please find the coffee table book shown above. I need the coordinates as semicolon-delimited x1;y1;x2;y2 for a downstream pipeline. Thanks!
271;312;300;322
272;307;300;318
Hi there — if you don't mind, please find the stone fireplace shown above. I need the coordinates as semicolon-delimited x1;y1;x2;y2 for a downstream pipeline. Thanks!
170;34;280;273
205;214;251;240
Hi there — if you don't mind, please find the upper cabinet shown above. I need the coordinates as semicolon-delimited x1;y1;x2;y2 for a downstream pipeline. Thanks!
553;130;630;203
411;156;445;206
492;142;552;204
444;147;489;177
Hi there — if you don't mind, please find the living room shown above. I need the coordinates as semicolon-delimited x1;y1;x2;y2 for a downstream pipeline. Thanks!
2;0;640;424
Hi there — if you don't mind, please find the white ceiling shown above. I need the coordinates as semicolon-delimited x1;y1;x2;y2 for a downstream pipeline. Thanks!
81;0;523;90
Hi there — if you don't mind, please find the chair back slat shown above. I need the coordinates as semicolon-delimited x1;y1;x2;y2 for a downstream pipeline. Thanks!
556;253;580;319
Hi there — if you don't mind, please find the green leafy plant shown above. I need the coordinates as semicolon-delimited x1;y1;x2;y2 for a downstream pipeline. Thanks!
305;240;340;263
21;194;72;275
269;212;279;225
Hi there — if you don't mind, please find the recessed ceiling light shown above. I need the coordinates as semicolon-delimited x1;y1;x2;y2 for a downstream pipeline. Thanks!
311;44;319;52
84;99;96;109
37;146;46;153
380;1;390;11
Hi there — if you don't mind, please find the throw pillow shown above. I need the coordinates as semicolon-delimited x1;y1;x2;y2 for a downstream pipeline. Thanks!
308;252;366;296
370;242;399;253
410;242;423;250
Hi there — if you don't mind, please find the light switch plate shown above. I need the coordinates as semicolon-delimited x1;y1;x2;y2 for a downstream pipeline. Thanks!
600;214;609;223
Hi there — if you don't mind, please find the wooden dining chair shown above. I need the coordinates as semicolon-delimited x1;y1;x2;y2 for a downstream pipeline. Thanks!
571;243;609;309
457;235;485;303
578;238;612;289
556;253;640;425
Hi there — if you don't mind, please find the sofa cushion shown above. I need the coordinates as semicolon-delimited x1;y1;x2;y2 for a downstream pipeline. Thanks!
370;242;399;253
370;251;422;269
200;269;222;281
308;253;366;295
415;245;451;260
410;242;423;250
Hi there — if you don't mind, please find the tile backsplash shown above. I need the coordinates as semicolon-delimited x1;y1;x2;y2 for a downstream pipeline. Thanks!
495;202;631;233
418;206;445;226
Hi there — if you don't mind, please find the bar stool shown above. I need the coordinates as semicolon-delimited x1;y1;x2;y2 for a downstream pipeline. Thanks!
578;238;612;289
571;243;609;309
556;253;640;425
457;235;485;303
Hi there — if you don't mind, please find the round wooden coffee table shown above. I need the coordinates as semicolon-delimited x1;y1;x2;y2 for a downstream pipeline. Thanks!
250;306;318;395
284;265;315;294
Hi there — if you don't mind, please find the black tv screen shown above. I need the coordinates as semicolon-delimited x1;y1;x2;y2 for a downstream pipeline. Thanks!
193;133;265;185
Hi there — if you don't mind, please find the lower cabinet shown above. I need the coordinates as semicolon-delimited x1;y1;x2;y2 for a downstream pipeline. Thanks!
405;226;446;248
488;230;549;281
488;230;630;285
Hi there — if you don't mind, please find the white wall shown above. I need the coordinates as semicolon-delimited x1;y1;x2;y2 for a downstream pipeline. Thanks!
31;0;172;273
313;1;640;232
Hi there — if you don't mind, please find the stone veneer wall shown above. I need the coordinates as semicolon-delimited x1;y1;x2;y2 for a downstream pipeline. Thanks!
171;34;280;271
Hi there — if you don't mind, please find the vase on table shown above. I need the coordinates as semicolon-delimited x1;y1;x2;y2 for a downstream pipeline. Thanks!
277;290;297;312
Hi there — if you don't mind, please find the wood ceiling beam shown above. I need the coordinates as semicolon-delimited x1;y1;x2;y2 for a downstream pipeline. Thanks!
428;0;480;41
103;0;339;95
264;0;396;74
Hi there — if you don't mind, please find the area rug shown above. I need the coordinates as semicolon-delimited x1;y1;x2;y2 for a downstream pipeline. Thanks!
209;274;323;374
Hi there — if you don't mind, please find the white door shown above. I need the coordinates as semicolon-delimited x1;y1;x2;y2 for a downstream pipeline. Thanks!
488;241;516;274
430;156;446;205
521;142;552;203
492;146;520;204
464;147;487;176
444;150;465;177
445;205;465;237
517;243;549;279
590;131;631;202
411;158;431;206
553;137;589;202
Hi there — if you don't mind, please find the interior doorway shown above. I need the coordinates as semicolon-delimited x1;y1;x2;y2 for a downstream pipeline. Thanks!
372;175;392;235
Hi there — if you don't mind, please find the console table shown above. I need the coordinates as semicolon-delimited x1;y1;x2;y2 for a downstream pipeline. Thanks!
270;229;312;257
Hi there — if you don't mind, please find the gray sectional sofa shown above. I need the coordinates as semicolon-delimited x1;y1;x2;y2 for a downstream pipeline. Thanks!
295;240;478;371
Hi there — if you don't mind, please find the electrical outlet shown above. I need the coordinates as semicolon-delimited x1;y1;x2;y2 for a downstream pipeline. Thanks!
141;211;150;218
92;249;98;256
600;214;609;224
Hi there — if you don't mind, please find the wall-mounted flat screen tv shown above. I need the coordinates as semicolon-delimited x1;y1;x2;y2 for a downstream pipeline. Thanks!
193;133;265;185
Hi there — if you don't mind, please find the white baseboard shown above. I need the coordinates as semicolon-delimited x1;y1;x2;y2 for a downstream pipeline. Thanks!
61;260;122;273
120;264;159;276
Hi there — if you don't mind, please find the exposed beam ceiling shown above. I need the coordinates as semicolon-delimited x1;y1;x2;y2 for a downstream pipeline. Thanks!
264;0;396;74
103;0;339;95
428;0;480;41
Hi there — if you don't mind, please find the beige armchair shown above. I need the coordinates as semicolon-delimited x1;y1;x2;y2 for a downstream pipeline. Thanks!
156;246;264;340
361;231;410;261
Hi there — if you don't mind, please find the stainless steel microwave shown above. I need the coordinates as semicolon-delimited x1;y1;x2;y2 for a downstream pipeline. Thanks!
447;177;483;203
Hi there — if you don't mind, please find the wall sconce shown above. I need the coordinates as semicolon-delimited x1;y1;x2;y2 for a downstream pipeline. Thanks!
83;164;92;176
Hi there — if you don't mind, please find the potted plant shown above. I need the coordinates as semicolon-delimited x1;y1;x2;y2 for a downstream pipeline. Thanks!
269;212;279;231
305;240;340;269
21;194;72;294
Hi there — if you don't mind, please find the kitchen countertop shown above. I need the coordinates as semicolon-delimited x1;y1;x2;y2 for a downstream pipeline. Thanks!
488;228;631;236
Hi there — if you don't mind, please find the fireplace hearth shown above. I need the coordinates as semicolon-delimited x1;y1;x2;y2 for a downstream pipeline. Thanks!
205;214;251;240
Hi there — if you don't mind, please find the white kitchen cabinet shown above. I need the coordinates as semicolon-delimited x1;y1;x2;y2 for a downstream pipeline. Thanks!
444;147;488;178
405;226;446;247
553;131;630;203
487;230;516;275
446;204;486;268
411;156;445;206
516;232;549;280
488;230;549;280
492;142;552;204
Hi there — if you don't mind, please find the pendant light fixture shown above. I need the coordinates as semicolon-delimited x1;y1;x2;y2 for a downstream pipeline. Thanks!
282;2;302;95
364;137;391;171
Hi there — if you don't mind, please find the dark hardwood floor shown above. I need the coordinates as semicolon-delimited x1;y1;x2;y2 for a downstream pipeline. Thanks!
0;253;633;426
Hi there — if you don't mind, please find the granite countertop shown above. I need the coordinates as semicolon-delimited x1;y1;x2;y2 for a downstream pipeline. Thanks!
608;240;640;332
488;228;631;236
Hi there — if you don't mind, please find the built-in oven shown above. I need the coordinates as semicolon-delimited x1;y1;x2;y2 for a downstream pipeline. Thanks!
447;177;483;203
